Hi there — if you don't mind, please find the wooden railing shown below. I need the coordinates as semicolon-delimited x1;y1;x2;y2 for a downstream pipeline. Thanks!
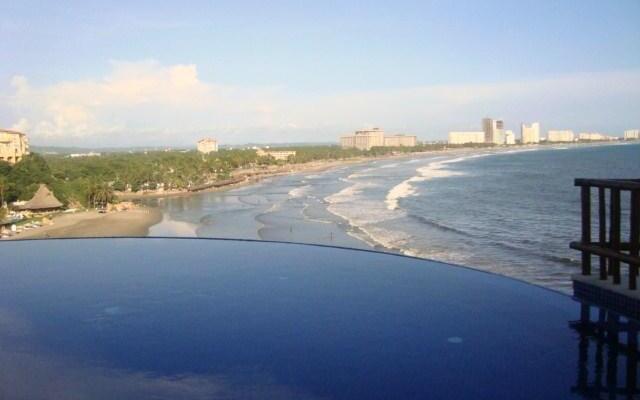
570;302;639;397
570;178;640;290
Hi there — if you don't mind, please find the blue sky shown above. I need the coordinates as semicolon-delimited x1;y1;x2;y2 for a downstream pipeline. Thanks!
1;0;639;146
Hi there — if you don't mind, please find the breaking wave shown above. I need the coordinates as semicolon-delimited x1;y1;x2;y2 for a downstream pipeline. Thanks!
288;185;311;199
384;155;477;210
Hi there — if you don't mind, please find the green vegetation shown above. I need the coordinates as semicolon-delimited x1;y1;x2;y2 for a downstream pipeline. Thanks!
0;143;453;208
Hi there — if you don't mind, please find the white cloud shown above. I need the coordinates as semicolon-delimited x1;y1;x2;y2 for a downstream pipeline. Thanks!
3;60;640;146
10;117;30;132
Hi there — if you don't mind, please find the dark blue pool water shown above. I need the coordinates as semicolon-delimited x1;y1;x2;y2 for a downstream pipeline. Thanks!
0;238;637;399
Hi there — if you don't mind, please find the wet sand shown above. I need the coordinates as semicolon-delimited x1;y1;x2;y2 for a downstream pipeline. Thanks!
6;207;162;239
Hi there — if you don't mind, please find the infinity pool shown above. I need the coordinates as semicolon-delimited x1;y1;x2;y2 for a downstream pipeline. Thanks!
0;238;636;399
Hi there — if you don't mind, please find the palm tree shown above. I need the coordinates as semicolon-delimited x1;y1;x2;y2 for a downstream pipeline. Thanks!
86;182;114;209
0;176;7;208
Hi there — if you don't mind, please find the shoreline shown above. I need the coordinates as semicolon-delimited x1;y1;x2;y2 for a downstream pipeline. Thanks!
114;157;373;201
116;141;624;202
3;207;162;240
6;141;627;241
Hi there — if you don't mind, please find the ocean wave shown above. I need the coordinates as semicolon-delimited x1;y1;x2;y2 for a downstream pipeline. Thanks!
263;202;281;214
407;214;473;237
347;167;375;179
379;163;399;169
324;181;376;205
385;156;469;210
301;202;333;224
288;185;311;199
338;221;412;254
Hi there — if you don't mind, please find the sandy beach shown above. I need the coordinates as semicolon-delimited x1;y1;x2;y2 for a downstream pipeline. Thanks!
5;207;162;240
114;143;574;202
5;142;614;241
114;157;370;201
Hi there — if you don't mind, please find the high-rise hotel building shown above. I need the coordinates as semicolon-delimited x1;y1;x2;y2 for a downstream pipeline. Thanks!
624;129;640;140
482;118;505;145
448;131;485;144
520;122;540;144
547;130;575;142
340;128;417;150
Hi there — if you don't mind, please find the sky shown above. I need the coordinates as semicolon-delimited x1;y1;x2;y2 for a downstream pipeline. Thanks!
1;0;639;147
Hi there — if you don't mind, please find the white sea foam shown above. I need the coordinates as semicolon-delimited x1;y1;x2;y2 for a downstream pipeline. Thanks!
288;185;311;199
324;151;508;260
324;181;374;205
301;203;333;224
379;163;399;169
264;202;281;214
325;173;400;235
384;156;471;210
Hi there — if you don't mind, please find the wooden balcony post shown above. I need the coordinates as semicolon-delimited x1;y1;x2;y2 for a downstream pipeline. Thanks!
581;186;592;275
598;187;607;280
630;190;639;290
609;188;621;284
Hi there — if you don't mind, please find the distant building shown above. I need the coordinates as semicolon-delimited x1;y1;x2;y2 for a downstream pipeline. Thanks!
482;118;505;145
0;129;29;165
624;129;640;140
578;132;616;141
256;149;297;161
547;130;575;142
505;130;516;145
340;128;386;150
448;131;485;145
69;152;101;158
383;134;418;147
340;128;417;150
197;138;218;154
521;122;540;144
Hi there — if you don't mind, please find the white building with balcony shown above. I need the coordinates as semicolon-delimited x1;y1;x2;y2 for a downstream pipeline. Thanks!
448;131;485;145
0;129;29;164
197;138;219;154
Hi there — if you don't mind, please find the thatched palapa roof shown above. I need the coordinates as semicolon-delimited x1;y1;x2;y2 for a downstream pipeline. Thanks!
20;184;63;211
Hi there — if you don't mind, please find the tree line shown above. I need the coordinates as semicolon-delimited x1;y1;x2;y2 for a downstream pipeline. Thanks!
0;143;459;209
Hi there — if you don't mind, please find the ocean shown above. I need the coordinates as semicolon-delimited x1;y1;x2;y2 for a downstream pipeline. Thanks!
148;142;640;293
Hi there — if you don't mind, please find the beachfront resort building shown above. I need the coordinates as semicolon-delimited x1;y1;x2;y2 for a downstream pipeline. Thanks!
547;130;575;142
340;128;417;150
624;129;640;140
448;131;485;145
340;128;385;150
197;138;218;154
578;132;616;141
505;130;516;145
521;123;540;144
482;118;505;145
383;134;417;147
256;148;297;161
0;129;29;165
